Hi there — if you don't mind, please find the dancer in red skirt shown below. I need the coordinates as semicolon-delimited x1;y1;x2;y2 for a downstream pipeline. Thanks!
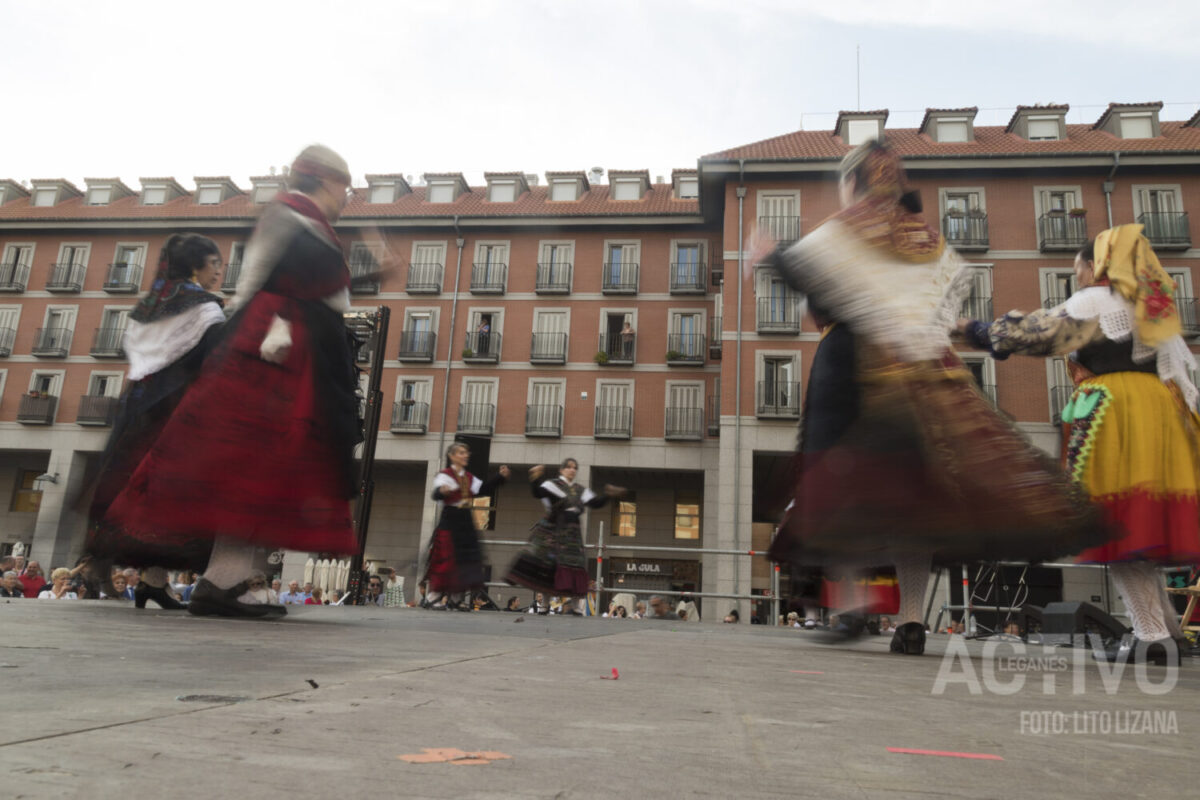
106;145;362;619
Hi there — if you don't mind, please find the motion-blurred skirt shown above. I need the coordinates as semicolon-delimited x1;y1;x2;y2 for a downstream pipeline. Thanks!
506;520;590;596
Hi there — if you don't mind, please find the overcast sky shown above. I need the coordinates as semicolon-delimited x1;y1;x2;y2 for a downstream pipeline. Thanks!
4;0;1199;189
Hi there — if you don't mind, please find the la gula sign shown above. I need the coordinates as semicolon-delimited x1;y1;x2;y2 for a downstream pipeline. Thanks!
623;562;662;574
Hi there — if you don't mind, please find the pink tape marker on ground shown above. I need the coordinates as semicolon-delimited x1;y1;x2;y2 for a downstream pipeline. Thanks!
886;747;1003;761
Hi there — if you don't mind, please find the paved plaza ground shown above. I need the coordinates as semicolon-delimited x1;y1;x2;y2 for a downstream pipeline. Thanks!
2;600;1194;799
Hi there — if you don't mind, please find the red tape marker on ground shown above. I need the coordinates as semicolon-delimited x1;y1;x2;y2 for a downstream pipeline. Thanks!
887;747;1003;761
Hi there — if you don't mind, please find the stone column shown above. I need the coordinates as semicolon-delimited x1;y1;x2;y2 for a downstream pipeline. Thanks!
29;448;90;569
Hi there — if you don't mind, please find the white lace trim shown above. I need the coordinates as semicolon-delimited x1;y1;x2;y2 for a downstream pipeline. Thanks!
124;303;225;381
1064;286;1198;410
776;221;971;362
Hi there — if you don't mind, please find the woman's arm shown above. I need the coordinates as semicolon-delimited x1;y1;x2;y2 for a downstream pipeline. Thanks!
959;303;1102;360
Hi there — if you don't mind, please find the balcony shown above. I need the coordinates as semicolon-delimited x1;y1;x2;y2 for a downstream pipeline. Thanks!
103;263;142;293
1138;211;1191;250
0;327;14;357
470;263;507;294
594;405;632;439
390;400;430;434
46;262;86;292
32;327;72;357
0;261;30;292
1038;212;1088;252
942;213;990;251
90;327;126;358
457;403;495;435
601;263;638;294
535;262;572;294
396;330;436;362
76;395;119;426
960;296;993;322
707;394;721;436
1178;297;1200;337
756;381;801;418
711;261;724;286
17;394;57;425
709;317;722;359
1050;384;1074;424
406;262;443;294
666;334;705;365
665;407;703;441
597;333;635;365
220;261;242;293
348;256;380;294
525;404;563;437
669;262;706;294
757;297;804;333
530;332;567;364
355;333;377;364
758;216;801;243
462;331;500;363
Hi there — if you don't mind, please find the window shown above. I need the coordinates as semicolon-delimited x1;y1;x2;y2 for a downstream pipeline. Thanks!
369;185;394;204
427;183;454;203
142;187;166;205
0;306;19;354
677;177;699;199
527;380;564;435
31;372;59;395
962;356;996;405
3;244;32;267
1028;117;1060;141
33;188;57;207
533;310;567;336
596;381;633;437
936;119;969;143
488;181;516;202
10;470;42;513
1121;113;1154;139
846;119;880;145
550;180;577;202
1042;270;1075;308
758;192;799;241
673;243;703;289
615;497;637;537
44;307;75;333
196;187;222;205
1049;357;1072;422
612;179;641;201
89;372;123;397
253;185;278;204
413;243;444;265
960;266;993;319
674;497;700;539
229;242;245;265
60;244;88;267
460;378;497;434
87;187;111;205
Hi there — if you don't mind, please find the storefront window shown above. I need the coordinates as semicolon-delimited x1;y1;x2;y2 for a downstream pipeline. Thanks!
674;502;700;539
615;497;637;537
10;470;42;513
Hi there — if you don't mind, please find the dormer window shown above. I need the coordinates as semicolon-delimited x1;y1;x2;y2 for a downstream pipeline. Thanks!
936;118;969;143
33;188;58;207
550;180;578;202
612;179;641;201
1120;112;1154;139
142;187;166;205
87;188;111;205
370;185;393;203
427;182;454;203
1027;116;1061;141
139;178;187;206
364;174;412;204
254;185;279;203
422;173;469;204
197;187;222;205
677;177;699;199
846;119;880;145
488;181;516;202
1092;102;1161;140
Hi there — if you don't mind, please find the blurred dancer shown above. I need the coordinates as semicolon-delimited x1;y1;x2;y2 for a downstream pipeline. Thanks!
107;145;362;619
762;140;1108;655
960;225;1199;665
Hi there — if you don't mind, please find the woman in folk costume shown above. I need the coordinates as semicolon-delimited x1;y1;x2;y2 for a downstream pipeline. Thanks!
762;139;1108;655
507;459;624;601
960;225;1200;666
425;442;510;609
84;234;226;609
106;145;362;619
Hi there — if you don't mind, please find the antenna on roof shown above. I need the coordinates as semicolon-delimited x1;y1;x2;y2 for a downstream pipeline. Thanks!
589;166;603;184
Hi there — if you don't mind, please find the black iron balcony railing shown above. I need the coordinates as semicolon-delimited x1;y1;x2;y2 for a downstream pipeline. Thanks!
756;381;802;418
470;262;507;293
32;327;71;357
707;394;720;436
0;326;14;357
666;334;705;364
530;332;567;364
1050;383;1075;424
757;297;804;333
665;407;703;440
758;216;801;243
960;296;994;322
17;394;57;425
396;330;436;362
1038;212;1088;251
594;405;633;438
942;213;990;250
601;263;638;294
104;263;142;293
76;394;119;426
669;262;706;294
90;327;126;357
525;404;563;437
46;262;86;292
390;400;430;434
355;334;376;364
406;262;443;294
1178;297;1200;336
535;262;572;294
0;261;30;292
1138;211;1191;249
709;316;722;358
711;261;724;286
457;402;495;435
220;260;242;293
462;331;500;363
597;333;635;365
348;257;380;294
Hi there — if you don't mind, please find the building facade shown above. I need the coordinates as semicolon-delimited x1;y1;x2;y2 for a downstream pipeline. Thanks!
2;101;1198;618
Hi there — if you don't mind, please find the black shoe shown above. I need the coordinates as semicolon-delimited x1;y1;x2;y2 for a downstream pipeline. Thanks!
811;613;868;644
1095;637;1179;667
890;622;926;655
134;581;185;610
187;579;274;619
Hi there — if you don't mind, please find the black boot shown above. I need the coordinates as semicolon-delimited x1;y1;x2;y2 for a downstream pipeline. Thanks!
890;622;926;655
134;581;185;610
187;579;284;619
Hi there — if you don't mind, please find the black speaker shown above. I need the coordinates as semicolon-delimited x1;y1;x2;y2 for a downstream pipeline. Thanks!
1018;604;1044;638
1039;601;1129;647
452;434;491;477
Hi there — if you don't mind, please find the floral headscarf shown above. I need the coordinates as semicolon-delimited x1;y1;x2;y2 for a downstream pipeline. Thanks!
1093;223;1180;348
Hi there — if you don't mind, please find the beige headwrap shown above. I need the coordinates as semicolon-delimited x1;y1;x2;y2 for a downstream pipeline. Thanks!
1093;223;1181;348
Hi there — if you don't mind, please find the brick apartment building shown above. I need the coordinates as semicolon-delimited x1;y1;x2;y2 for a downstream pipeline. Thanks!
2;100;1198;617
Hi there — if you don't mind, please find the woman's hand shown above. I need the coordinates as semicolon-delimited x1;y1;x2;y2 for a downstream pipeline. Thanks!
744;226;778;282
604;484;627;499
953;318;973;337
529;465;545;480
498;465;511;479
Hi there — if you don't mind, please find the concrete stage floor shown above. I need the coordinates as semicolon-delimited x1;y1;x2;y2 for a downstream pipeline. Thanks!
2;601;1195;799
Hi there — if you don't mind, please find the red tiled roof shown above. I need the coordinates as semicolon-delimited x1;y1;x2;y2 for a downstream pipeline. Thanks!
1005;104;1070;131
701;120;1200;162
0;182;700;221
833;109;889;134
918;107;978;133
1188;108;1200;128
1092;101;1163;130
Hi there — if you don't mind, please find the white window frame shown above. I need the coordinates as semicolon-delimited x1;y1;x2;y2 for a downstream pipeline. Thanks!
549;179;579;202
86;370;125;398
611;178;643;201
402;307;441;336
594;379;635;411
87;187;111;206
56;242;91;268
959;353;997;403
141;186;167;205
663;379;705;434
846;119;880;146
526;377;566;409
532;307;570;333
196;186;223;205
487;181;517;203
465;306;503;359
458;376;500;407
755;191;801;221
1046;357;1072;422
411;241;448;264
935;118;970;143
676;177;699;199
32;188;58;207
426;181;456;203
111;242;148;268
598;307;638;334
1165;268;1194;298
0;304;22;333
1033;185;1083;218
938;187;987;217
1037;267;1077;308
253;185;279;204
602;239;641;292
28;369;66;396
1131;184;1184;218
0;369;7;404
1119;112;1154;139
755;351;800;387
1027;115;1062;141
395;376;434;402
2;242;36;267
42;304;78;331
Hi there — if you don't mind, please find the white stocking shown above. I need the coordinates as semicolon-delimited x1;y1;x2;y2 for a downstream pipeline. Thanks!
202;536;257;592
894;554;932;626
1110;562;1172;642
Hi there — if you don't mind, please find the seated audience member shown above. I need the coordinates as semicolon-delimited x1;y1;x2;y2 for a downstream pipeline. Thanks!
527;593;549;615
305;587;324;605
278;581;305;605
633;601;647;619
613;605;628;619
363;576;384;606
723;609;740;624
878;616;896;633
38;568;79;600
106;572;135;600
381;567;405;607
328;589;343;605
1;571;24;598
302;582;315;601
648;595;679;620
505;596;523;612
19;561;47;598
